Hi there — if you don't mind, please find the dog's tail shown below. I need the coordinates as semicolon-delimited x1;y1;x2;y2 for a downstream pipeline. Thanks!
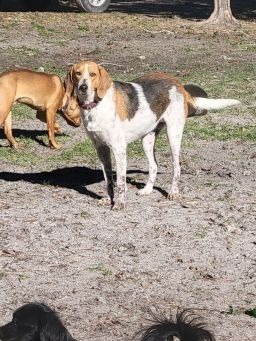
184;84;241;117
138;309;215;341
193;97;241;111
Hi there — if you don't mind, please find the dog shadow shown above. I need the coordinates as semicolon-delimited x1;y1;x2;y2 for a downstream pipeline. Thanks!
0;167;168;199
0;128;48;147
0;129;71;147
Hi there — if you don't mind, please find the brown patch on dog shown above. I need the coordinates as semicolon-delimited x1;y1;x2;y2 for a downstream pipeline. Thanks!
134;72;186;119
96;65;112;98
114;81;139;121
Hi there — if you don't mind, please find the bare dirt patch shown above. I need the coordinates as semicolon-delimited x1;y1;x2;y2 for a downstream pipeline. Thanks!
0;4;256;341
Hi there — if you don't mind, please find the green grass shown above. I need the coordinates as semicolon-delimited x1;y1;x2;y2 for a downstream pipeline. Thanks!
0;145;40;167
49;139;98;166
88;263;112;276
31;22;57;37
185;119;256;141
13;104;35;120
245;307;256;318
7;46;40;59
77;24;89;32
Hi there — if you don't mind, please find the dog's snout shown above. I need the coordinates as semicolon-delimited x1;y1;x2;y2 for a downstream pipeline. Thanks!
79;83;88;93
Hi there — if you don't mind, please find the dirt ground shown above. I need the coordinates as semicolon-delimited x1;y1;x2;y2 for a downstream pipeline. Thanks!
0;2;256;340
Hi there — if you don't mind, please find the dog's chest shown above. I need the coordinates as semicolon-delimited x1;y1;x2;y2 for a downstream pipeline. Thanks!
82;104;118;144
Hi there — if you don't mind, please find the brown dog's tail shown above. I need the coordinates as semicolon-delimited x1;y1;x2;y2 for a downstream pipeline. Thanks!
138;309;215;341
185;84;241;118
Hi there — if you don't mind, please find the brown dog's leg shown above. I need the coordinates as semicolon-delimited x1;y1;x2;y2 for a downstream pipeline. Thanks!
3;111;19;149
37;110;62;135
46;108;60;149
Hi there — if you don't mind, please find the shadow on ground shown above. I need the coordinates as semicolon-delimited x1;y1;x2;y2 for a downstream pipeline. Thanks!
0;167;168;199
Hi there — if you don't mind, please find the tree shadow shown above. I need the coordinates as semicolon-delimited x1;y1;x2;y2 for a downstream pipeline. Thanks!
109;0;255;20
0;0;254;20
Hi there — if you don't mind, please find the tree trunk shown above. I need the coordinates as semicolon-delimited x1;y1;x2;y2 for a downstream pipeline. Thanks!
205;0;239;25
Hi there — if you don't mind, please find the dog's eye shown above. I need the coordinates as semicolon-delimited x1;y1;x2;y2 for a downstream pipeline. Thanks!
12;318;17;327
89;72;96;77
75;71;82;76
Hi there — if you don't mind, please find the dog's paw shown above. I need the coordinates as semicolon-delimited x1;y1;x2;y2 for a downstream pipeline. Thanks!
137;186;152;196
112;201;126;210
11;142;20;149
167;191;179;200
98;197;112;206
50;143;61;149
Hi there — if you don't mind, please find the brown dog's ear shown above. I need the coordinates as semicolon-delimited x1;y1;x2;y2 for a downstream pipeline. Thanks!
97;65;112;98
62;66;75;110
64;66;75;97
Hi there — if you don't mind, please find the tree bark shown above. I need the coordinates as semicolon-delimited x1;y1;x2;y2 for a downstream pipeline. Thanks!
205;0;239;25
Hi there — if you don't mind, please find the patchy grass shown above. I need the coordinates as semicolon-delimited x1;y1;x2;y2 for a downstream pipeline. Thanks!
245;307;256;318
49;139;98;166
88;263;112;276
13;104;35;120
185;119;256;141
31;22;58;38
0;145;40;167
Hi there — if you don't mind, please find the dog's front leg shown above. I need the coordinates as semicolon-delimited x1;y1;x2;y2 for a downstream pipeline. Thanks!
46;109;60;149
112;145;127;210
95;143;114;206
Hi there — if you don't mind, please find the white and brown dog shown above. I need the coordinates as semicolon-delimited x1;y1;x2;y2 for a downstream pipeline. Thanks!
65;61;240;209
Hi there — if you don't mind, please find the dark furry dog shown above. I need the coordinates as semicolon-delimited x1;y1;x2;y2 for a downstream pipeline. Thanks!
0;303;76;341
138;309;215;341
0;303;215;341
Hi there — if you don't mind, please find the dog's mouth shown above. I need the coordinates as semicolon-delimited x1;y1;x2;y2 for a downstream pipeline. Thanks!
78;92;101;110
78;100;98;110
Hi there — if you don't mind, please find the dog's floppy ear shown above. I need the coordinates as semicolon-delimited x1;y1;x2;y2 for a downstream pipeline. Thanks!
64;66;75;98
39;311;75;341
97;65;112;98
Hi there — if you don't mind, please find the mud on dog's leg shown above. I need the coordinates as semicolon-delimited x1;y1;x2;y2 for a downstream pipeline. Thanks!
112;145;127;209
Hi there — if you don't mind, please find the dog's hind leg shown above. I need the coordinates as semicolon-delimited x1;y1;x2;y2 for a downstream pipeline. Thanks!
37;110;62;134
96;143;114;206
164;87;186;200
4;111;19;148
137;131;158;196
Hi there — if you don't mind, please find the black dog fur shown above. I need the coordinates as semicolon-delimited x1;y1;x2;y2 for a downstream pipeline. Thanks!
0;303;215;341
138;309;215;341
0;302;76;341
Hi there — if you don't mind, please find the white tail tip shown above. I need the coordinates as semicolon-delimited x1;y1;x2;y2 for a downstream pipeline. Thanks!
195;97;241;111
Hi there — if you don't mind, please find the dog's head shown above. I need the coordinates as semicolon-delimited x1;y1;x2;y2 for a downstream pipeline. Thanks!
61;95;81;127
64;61;112;110
0;303;75;341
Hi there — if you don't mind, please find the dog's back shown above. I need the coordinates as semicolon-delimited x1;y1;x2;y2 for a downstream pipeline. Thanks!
0;69;64;105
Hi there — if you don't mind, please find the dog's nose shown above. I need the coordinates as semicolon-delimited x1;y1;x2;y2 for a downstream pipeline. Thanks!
79;83;88;93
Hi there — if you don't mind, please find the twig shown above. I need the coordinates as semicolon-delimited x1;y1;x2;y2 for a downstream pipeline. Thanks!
140;27;174;35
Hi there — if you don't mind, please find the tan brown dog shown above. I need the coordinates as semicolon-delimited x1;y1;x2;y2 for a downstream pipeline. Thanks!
0;69;81;149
